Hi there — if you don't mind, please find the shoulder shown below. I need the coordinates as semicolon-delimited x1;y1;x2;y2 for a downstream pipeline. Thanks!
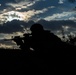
44;30;61;41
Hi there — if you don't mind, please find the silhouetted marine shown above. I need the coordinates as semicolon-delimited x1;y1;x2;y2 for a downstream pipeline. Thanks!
23;23;64;74
29;24;62;55
12;23;76;74
13;23;62;50
29;23;62;52
2;23;76;74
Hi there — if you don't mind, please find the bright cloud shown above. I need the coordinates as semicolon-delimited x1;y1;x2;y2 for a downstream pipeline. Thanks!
62;25;70;31
44;11;76;21
69;17;76;20
0;6;51;23
58;0;65;4
6;0;40;11
0;44;14;49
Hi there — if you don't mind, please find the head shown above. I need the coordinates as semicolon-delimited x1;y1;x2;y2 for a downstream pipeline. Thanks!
30;23;44;34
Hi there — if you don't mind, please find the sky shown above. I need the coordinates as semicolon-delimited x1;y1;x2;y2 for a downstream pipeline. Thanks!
0;0;76;48
0;0;76;23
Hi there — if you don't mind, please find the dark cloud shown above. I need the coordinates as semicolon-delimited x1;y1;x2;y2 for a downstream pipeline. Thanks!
72;6;76;11
37;19;76;31
0;0;15;4
0;19;76;34
68;0;76;3
31;0;58;10
0;20;34;33
0;0;16;11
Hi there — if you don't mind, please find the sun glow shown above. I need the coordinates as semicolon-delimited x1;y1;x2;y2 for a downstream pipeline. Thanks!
0;10;35;24
6;11;25;21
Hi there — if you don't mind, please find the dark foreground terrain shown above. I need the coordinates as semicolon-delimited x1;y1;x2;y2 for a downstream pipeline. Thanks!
0;47;76;75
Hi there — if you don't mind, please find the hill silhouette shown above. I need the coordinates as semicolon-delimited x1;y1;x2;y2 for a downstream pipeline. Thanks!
0;23;76;75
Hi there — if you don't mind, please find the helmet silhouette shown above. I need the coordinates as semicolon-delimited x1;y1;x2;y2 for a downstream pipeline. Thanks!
30;23;43;33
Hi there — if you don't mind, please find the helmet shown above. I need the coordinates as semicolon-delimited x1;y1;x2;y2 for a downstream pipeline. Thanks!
30;23;43;32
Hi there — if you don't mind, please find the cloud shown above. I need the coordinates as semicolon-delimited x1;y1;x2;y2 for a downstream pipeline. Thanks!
0;20;24;33
44;11;76;21
0;19;76;34
37;19;76;39
37;19;76;31
16;6;53;21
0;6;52;23
0;1;76;24
6;0;40;11
58;0;64;4
0;4;1;6
0;19;76;48
68;17;76;20
0;44;14;49
0;40;19;49
0;0;75;24
68;0;76;3
62;25;70;31
72;7;76;11
0;20;35;34
0;0;76;48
